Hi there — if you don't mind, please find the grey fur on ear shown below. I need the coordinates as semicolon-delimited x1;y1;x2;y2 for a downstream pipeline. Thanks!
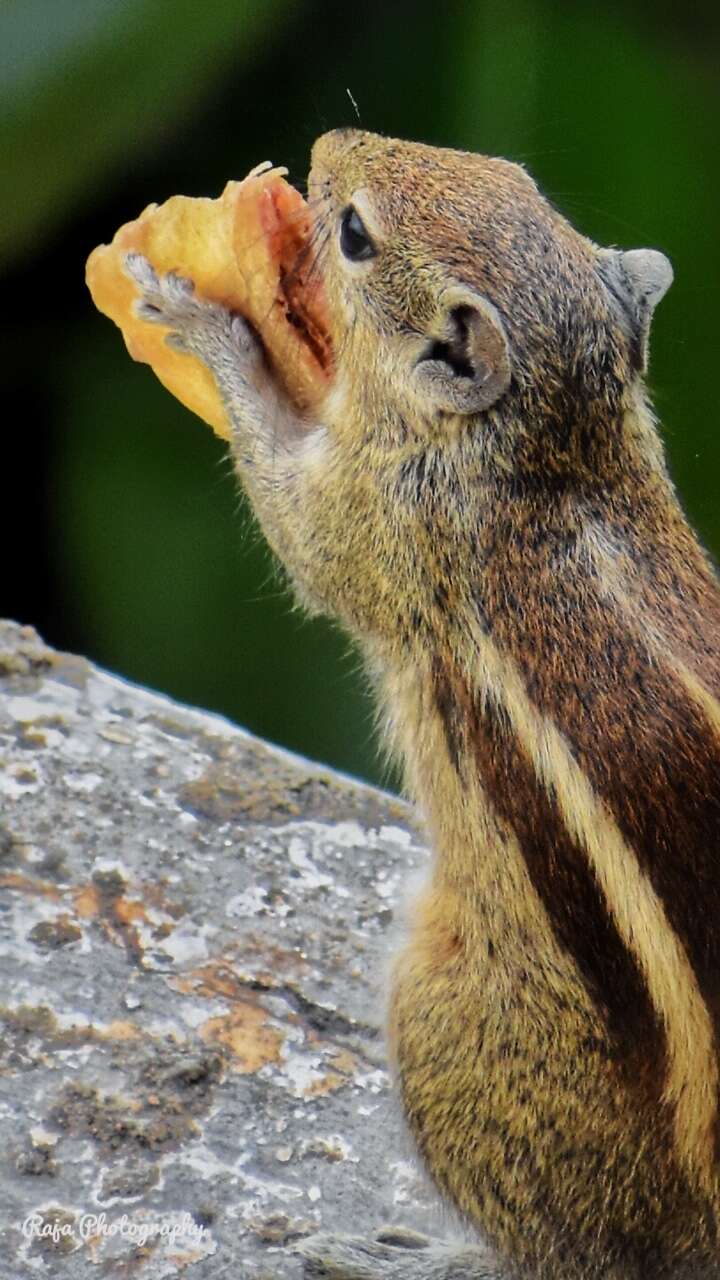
412;287;511;415
596;247;673;372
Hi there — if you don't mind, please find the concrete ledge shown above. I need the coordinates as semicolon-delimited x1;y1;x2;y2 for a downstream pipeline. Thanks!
0;620;444;1278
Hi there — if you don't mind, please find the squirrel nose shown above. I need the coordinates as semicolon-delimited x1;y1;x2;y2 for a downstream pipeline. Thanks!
324;127;363;144
310;128;366;174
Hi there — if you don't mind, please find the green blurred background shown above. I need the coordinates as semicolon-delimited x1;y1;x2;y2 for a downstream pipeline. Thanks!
3;0;719;787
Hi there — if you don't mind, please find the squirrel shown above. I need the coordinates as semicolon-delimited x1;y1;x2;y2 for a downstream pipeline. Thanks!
124;129;720;1280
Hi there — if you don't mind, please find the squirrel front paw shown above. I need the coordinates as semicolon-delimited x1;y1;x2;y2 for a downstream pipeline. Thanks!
123;252;261;370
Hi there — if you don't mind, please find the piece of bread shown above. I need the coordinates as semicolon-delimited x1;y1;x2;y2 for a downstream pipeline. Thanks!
85;164;332;440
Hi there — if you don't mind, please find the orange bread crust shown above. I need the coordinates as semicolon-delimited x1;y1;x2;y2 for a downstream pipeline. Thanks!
86;164;332;440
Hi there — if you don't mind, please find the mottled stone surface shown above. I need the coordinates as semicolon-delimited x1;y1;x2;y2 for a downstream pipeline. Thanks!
0;620;449;1278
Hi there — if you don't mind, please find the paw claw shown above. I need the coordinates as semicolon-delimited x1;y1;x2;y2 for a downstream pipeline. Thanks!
373;1226;431;1250
164;270;195;301
123;251;158;290
135;299;163;322
230;312;260;353
165;332;189;352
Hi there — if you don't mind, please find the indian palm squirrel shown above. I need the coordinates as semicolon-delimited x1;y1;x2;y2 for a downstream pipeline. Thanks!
125;129;720;1280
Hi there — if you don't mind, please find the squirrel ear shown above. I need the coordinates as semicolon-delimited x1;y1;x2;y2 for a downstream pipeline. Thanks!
413;288;511;415
596;247;673;372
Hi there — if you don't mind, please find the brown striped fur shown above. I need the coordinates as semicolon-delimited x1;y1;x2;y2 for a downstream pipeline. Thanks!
138;129;720;1278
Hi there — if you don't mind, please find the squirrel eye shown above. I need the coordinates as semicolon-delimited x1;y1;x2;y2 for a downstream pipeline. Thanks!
339;206;376;262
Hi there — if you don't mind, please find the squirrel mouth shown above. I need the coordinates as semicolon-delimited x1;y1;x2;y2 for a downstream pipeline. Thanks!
249;176;334;401
278;260;333;378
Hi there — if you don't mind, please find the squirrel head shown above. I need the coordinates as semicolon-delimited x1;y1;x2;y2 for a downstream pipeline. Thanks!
309;129;672;472
256;130;675;642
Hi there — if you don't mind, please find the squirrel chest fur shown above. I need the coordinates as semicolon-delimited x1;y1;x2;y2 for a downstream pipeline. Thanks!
126;130;720;1280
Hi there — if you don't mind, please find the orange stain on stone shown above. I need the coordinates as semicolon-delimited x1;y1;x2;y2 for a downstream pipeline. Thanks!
73;884;101;918
113;896;150;926
199;1002;284;1074
0;872;61;899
